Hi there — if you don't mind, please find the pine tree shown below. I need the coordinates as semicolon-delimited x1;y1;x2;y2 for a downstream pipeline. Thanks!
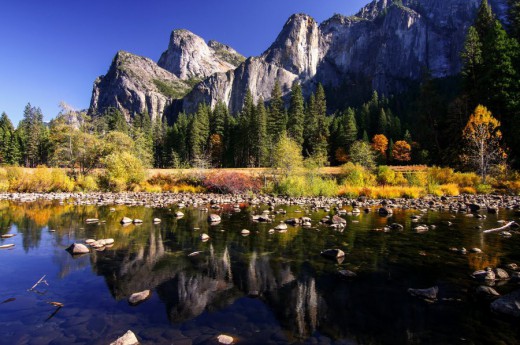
377;108;388;135
475;0;494;38
461;26;483;99
344;108;358;148
287;83;305;146
211;101;227;137
189;104;210;164
21;103;45;167
267;81;287;145
313;84;330;164
256;98;268;166
509;0;520;41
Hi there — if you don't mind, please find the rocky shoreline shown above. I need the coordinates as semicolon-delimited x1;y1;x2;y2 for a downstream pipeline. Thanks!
0;192;518;214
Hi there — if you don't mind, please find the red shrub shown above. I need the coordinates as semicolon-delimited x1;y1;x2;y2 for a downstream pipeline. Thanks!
203;172;262;194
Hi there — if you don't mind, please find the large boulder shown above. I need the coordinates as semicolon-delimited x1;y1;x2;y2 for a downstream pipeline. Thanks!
66;243;89;255
491;289;520;317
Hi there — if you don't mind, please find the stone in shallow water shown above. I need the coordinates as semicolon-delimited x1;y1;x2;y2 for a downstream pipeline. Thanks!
110;330;139;345
408;286;438;300
128;290;151;305
120;217;133;224
217;334;234;344
491;289;520;317
66;243;89;255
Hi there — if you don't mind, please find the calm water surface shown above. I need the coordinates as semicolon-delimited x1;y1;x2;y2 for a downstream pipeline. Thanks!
0;199;519;345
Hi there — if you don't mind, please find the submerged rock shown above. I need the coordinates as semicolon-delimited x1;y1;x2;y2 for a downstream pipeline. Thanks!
128;290;151;305
491;289;520;317
110;330;139;345
408;286;438;300
321;248;345;259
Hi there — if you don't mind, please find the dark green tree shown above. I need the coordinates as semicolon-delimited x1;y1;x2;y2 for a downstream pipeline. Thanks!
287;83;305;146
267;81;286;145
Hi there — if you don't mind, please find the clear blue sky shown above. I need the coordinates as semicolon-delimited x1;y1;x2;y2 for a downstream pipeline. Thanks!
0;0;368;124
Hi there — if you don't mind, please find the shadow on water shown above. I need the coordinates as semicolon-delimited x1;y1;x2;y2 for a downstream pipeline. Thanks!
0;200;519;344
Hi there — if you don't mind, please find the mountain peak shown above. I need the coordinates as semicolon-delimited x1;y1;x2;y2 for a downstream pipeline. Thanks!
158;29;244;81
262;13;321;77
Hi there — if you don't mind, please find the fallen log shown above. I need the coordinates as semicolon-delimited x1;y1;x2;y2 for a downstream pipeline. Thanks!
483;221;515;234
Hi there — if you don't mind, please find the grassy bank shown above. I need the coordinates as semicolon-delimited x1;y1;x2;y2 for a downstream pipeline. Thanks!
0;164;518;197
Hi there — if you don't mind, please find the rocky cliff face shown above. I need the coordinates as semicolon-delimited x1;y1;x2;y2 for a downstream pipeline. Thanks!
158;29;245;81
89;51;189;121
184;0;508;113
90;32;244;122
90;0;509;119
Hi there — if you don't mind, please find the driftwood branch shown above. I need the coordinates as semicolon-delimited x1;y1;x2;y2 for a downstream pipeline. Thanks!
28;275;48;291
483;221;515;234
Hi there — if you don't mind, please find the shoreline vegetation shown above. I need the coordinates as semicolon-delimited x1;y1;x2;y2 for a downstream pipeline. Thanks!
0;164;518;198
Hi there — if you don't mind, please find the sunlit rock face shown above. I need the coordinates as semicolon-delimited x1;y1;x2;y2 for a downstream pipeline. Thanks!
184;0;509;112
89;51;186;122
90;0;509;118
158;29;244;80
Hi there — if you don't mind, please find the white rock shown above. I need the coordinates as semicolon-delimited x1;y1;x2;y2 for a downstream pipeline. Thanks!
110;330;139;345
217;334;234;345
128;290;151;305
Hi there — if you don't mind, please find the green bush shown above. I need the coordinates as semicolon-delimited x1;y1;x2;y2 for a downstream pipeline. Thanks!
476;184;493;194
101;152;145;191
427;167;454;185
342;162;368;187
377;166;396;186
405;172;428;187
76;174;99;192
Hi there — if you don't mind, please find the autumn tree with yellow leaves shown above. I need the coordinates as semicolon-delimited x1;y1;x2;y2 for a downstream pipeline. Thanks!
371;134;389;160
461;105;507;182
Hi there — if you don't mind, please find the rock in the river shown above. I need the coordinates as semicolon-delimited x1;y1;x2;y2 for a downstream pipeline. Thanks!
153;218;161;223
85;218;99;223
175;211;184;217
390;223;404;231
120;217;133;224
66;243;90;255
338;270;357;278
470;248;483;253
128;290;151;305
476;285;500;297
200;233;210;241
378;207;393;216
408;286;438;300
331;215;347;225
110;330;139;345
241;229;250;235
321;248;345;259
275;222;288;231
208;214;221;223
494;268;510;280
133;219;143;224
491;289;520;317
217;334;234;344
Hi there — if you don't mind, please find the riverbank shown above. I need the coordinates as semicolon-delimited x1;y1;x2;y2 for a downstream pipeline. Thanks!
1;192;519;214
0;165;518;197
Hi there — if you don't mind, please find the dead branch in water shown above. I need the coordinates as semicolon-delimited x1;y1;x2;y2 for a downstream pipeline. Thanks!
483;221;515;234
28;274;48;292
